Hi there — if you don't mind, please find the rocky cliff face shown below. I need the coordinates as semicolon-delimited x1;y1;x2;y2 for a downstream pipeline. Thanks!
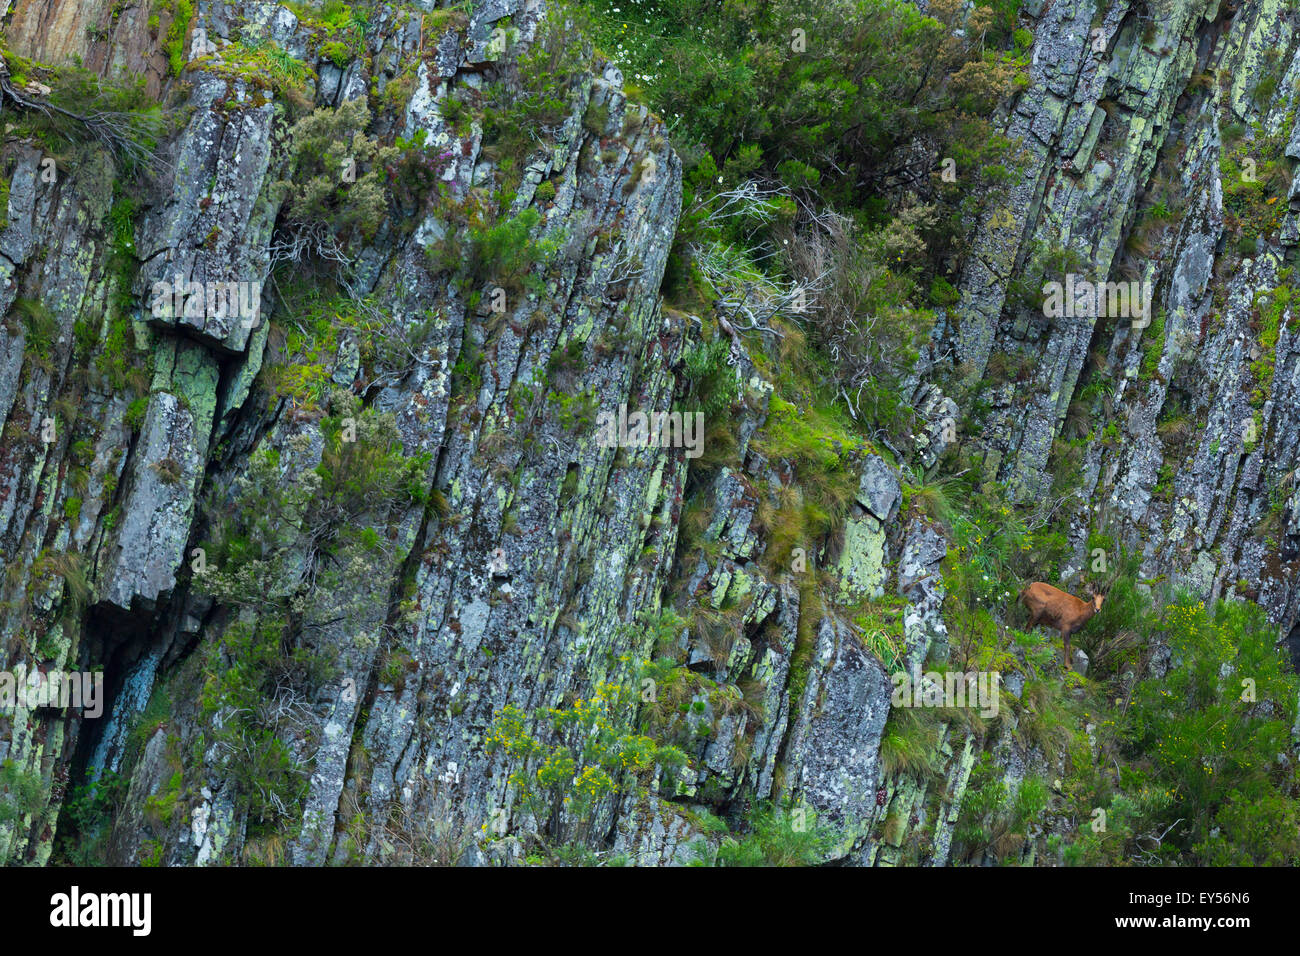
0;0;1297;867
954;0;1300;621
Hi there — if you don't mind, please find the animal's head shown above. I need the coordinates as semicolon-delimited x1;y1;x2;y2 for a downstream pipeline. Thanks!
1090;591;1106;612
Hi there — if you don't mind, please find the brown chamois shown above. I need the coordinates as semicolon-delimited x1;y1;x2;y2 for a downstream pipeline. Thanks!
1019;582;1105;669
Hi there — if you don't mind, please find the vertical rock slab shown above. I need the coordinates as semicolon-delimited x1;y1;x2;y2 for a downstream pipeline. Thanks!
136;75;280;353
781;615;892;860
98;342;218;610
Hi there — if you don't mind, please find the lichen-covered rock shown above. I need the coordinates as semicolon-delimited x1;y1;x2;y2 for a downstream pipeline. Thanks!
780;616;892;861
4;0;1300;870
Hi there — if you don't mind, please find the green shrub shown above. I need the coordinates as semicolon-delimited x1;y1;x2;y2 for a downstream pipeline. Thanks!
277;98;397;246
582;100;608;138
15;297;58;359
204;37;315;101
467;207;546;293
0;760;47;825
954;756;1051;863
681;335;738;417
164;0;194;77
1118;597;1298;860
319;39;351;67
486;670;690;855
929;275;961;306
711;801;837;866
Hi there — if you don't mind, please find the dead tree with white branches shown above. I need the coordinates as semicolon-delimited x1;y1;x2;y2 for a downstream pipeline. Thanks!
0;56;168;173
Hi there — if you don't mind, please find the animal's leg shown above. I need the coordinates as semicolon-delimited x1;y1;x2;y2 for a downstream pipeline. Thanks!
1062;632;1072;671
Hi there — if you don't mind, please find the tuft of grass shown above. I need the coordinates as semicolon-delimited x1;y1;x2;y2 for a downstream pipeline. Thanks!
879;707;942;779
